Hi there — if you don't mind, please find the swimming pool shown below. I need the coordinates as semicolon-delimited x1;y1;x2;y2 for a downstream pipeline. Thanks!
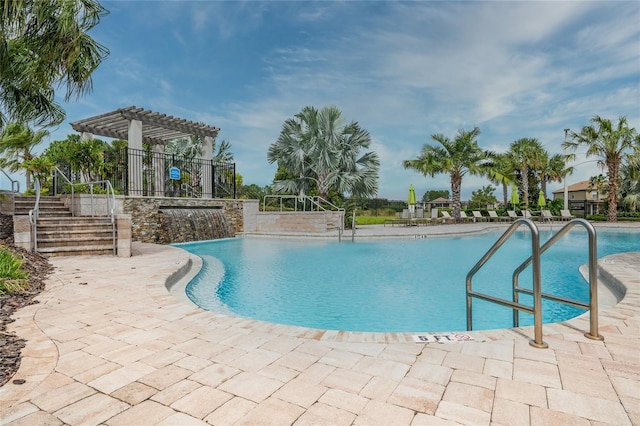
179;229;640;332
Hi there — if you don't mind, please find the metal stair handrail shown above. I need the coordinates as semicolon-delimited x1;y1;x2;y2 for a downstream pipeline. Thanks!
53;166;76;216
466;218;602;349
262;194;345;241
466;218;546;348
28;178;41;252
511;218;602;341
1;168;20;193
52;167;117;254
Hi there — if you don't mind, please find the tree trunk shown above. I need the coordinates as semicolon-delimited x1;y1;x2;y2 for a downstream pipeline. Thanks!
451;174;461;220
606;158;620;222
502;182;508;207
522;165;529;209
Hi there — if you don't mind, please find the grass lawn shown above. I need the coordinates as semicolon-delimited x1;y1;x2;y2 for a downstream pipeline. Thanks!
355;215;397;225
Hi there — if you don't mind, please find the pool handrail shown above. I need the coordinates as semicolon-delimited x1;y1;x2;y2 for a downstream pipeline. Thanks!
466;218;546;348
511;218;602;341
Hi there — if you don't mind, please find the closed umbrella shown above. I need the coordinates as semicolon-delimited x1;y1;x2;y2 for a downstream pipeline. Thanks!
537;190;546;208
408;185;417;217
510;186;520;209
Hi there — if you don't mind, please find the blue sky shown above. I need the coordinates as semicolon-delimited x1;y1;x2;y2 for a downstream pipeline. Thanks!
16;1;640;200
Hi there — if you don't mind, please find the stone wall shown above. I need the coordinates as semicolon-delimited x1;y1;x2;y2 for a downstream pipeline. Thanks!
0;213;13;241
123;197;248;243
256;211;334;233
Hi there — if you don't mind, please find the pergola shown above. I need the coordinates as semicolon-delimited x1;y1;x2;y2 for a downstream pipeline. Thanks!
70;106;221;197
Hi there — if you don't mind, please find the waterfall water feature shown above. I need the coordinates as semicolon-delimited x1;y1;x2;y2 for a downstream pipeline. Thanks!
158;207;232;243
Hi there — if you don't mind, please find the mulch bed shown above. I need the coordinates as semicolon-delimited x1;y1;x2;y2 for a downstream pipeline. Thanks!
0;238;51;387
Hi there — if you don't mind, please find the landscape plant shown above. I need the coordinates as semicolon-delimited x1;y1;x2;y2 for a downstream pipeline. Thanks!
267;105;380;200
564;115;639;222
404;127;492;220
0;0;109;127
0;246;28;295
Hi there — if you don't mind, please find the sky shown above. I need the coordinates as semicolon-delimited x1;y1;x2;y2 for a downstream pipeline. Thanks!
7;0;640;201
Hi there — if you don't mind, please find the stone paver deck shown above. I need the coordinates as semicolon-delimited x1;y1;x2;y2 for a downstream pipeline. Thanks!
1;224;639;425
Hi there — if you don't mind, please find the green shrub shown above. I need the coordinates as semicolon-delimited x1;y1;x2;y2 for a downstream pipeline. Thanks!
0;247;29;295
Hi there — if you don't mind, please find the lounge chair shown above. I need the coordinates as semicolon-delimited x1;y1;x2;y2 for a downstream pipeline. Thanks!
440;211;456;223
385;209;411;227
459;211;474;222
540;209;558;223
507;210;519;221
522;210;533;219
414;208;432;226
560;210;575;221
488;210;509;222
472;211;486;222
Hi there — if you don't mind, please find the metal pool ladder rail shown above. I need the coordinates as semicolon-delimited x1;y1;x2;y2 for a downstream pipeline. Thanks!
466;218;603;349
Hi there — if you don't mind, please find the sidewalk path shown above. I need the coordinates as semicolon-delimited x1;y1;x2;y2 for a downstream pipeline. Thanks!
1;239;638;425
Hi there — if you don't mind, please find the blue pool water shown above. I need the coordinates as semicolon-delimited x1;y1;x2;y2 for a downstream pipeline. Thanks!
179;229;640;332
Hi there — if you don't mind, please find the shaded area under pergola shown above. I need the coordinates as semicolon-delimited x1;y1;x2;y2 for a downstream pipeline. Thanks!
69;106;227;198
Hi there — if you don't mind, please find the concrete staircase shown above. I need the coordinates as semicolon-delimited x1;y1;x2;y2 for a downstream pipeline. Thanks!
14;196;116;257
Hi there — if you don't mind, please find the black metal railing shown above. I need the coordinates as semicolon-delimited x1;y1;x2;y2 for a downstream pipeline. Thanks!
53;148;235;198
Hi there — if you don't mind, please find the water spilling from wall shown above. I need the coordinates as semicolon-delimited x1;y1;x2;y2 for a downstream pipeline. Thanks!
158;207;232;243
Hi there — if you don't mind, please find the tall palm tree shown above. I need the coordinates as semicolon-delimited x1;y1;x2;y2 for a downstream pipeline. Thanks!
564;115;639;222
619;155;640;212
487;152;516;207
588;174;608;215
0;122;49;189
267;105;380;200
404;127;490;220
539;151;566;198
0;0;109;126
508;138;544;209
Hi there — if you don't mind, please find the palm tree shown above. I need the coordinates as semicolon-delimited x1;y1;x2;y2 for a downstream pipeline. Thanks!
267;105;380;200
588;174;608;214
0;122;49;189
619;156;640;212
0;0;109;126
539;152;566;199
166;135;234;162
564;115;639;222
487;152;516;207
508;138;545;209
404;127;490;220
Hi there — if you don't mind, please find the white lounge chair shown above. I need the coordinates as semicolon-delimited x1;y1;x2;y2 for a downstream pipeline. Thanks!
459;211;473;222
540;209;558;223
488;210;509;222
385;209;411;227
507;210;519;221
472;211;486;222
440;211;456;223
560;210;575;221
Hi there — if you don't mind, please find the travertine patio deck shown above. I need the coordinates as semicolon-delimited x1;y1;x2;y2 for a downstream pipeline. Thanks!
1;224;639;425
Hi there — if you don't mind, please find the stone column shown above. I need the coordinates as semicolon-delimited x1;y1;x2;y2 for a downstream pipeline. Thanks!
116;214;132;257
127;119;143;196
153;144;165;197
201;135;213;198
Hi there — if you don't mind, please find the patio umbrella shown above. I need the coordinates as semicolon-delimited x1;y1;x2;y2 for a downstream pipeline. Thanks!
537;190;546;208
510;186;519;209
407;184;417;217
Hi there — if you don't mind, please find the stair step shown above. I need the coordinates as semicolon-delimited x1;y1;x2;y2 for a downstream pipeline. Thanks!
38;245;115;257
38;236;114;248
